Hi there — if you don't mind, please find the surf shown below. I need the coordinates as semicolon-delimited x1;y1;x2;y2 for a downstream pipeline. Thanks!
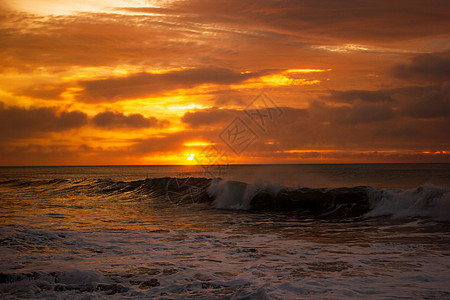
1;177;449;221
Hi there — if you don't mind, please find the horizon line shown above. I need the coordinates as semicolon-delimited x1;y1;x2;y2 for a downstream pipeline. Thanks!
1;162;449;167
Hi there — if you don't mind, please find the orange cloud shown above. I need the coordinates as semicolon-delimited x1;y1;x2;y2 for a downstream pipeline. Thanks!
92;111;169;129
0;1;449;165
76;67;273;102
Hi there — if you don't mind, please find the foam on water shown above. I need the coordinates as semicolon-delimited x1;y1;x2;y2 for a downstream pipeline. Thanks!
1;221;449;299
1;176;449;221
1;165;450;298
206;178;450;222
366;184;450;221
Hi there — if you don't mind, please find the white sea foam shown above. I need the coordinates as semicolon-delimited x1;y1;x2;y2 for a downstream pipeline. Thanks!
208;178;450;221
208;179;249;209
1;165;450;299
1;223;449;299
366;184;450;221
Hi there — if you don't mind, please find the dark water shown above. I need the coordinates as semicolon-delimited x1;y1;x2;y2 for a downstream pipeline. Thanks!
1;163;449;188
0;164;449;299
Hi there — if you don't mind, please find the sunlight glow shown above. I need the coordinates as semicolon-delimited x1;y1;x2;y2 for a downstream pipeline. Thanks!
8;0;156;16
313;44;371;53
257;74;321;86
62;66;192;82
168;104;206;111
285;69;332;73
183;141;213;147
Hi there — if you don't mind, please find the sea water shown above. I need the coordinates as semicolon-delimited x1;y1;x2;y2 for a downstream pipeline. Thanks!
0;164;449;299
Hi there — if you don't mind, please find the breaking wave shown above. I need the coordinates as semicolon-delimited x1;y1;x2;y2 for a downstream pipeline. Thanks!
1;177;449;221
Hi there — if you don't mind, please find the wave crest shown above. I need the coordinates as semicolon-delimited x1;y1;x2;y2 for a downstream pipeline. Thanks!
1;177;449;221
366;184;450;221
207;179;450;221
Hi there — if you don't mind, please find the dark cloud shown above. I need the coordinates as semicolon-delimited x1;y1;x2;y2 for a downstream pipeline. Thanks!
0;143;136;166
310;101;395;125
399;83;450;119
322;83;450;120
0;103;87;140
0;103;171;142
272;107;310;122
259;117;450;156
234;87;450;153
181;108;237;128
324;89;394;103
392;52;450;82
58;111;89;128
92;111;169;129
78;67;269;102
14;84;67;100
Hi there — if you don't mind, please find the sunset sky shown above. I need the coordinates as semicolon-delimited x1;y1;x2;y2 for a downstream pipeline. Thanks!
0;0;449;165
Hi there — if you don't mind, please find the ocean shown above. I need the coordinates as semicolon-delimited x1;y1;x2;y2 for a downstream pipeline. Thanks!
0;164;449;299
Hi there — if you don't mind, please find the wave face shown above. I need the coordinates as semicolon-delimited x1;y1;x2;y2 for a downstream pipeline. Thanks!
1;177;449;221
207;179;371;218
0;177;213;203
208;179;450;221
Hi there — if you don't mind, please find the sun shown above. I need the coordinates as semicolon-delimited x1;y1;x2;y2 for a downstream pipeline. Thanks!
186;153;195;161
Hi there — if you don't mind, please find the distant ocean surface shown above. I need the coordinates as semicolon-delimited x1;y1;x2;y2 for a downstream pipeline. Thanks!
1;164;449;299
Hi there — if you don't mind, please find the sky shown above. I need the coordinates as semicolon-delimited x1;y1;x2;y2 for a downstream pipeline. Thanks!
0;0;449;165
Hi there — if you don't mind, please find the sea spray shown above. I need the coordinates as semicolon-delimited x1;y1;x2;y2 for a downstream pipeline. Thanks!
208;179;249;209
365;184;450;221
1;176;449;221
1;165;450;299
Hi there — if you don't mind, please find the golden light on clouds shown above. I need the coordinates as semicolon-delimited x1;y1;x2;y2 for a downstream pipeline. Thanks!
257;75;321;86
286;69;332;73
240;69;330;88
183;142;213;147
7;0;156;15
0;0;449;165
